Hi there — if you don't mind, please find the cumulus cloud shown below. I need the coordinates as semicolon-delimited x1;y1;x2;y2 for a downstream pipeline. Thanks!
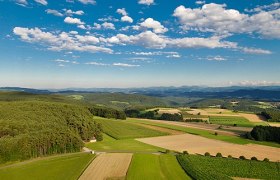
64;17;85;25
138;0;154;5
85;62;108;66
34;0;47;5
64;9;84;16
117;8;133;23
45;9;63;17
15;0;28;6
173;3;280;39
101;22;115;30
195;1;205;5
77;0;95;5
140;18;168;34
13;27;113;53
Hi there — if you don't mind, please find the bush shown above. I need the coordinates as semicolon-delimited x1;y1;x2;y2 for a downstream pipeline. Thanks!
216;153;223;157
204;152;211;156
239;156;246;160
214;132;218;136
263;158;270;162
183;151;189;155
165;149;171;154
251;157;258;161
228;155;232;158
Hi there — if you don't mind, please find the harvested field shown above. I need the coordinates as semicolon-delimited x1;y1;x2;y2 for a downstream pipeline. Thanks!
238;113;267;123
137;134;280;161
79;153;132;180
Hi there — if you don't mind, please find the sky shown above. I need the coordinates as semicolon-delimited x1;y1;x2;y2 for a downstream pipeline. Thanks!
0;0;280;88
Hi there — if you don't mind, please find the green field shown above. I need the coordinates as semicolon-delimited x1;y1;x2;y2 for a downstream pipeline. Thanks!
94;117;168;139
209;116;266;127
86;133;164;152
177;154;280;180
0;153;95;180
127;154;191;180
127;119;280;148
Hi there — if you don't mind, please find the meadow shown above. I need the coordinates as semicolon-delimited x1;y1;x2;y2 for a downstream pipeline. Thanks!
177;154;280;180
0;153;95;180
86;134;164;152
209;116;266;127
94;117;168;139
126;154;191;180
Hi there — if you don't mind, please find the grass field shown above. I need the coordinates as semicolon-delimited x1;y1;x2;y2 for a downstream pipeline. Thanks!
94;117;168;139
126;154;191;180
209;116;266;127
0;153;95;180
86;134;164;152
127;119;280;148
177;154;280;180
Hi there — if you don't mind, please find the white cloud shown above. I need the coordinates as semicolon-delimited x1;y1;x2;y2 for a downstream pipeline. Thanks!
13;27;113;54
242;47;272;54
117;8;133;23
102;22;115;30
15;0;28;6
113;63;140;67
77;0;95;5
77;25;86;29
121;16;133;23
53;59;70;63
140;18;168;34
98;16;119;22
206;55;227;61
64;17;85;25
76;35;99;44
64;9;84;16
85;62;108;66
173;3;280;39
138;0;154;5
195;1;205;5
93;23;101;29
34;0;47;5
45;9;63;17
166;54;181;58
116;8;127;16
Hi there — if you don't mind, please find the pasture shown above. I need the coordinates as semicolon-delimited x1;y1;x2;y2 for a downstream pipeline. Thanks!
0;153;95;180
94;117;168;139
209;116;262;127
86;134;164;152
126;154;190;180
177;154;280;180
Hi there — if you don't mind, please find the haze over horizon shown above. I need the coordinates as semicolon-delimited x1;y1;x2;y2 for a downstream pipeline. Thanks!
1;0;280;88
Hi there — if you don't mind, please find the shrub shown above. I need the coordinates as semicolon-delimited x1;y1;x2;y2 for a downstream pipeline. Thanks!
216;153;223;157
251;157;258;161
263;158;270;162
204;152;210;156
233;124;237;127
239;156;246;160
183;151;189;155
214;132;218;136
165;149;171;154
227;155;232;158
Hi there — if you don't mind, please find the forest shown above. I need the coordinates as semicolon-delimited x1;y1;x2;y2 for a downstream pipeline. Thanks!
0;101;102;163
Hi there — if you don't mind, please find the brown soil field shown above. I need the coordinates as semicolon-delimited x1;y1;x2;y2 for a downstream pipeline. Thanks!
79;153;132;180
137;134;280;161
134;123;183;135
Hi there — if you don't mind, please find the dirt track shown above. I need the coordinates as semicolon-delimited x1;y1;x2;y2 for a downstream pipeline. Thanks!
79;153;132;180
137;134;280;161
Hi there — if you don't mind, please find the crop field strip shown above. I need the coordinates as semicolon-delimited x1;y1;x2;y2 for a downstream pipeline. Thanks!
79;153;132;180
209;116;266;127
94;117;168;139
137;133;280;161
177;154;280;180
126;154;191;180
128;118;280;147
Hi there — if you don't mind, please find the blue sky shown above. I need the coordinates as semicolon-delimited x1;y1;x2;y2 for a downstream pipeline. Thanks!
0;0;280;88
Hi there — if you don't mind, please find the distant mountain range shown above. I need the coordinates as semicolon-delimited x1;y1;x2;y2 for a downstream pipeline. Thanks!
1;86;280;101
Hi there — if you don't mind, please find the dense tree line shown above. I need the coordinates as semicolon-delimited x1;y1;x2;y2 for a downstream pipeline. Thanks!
88;106;126;119
0;101;103;163
248;126;280;143
125;109;183;121
260;109;280;122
